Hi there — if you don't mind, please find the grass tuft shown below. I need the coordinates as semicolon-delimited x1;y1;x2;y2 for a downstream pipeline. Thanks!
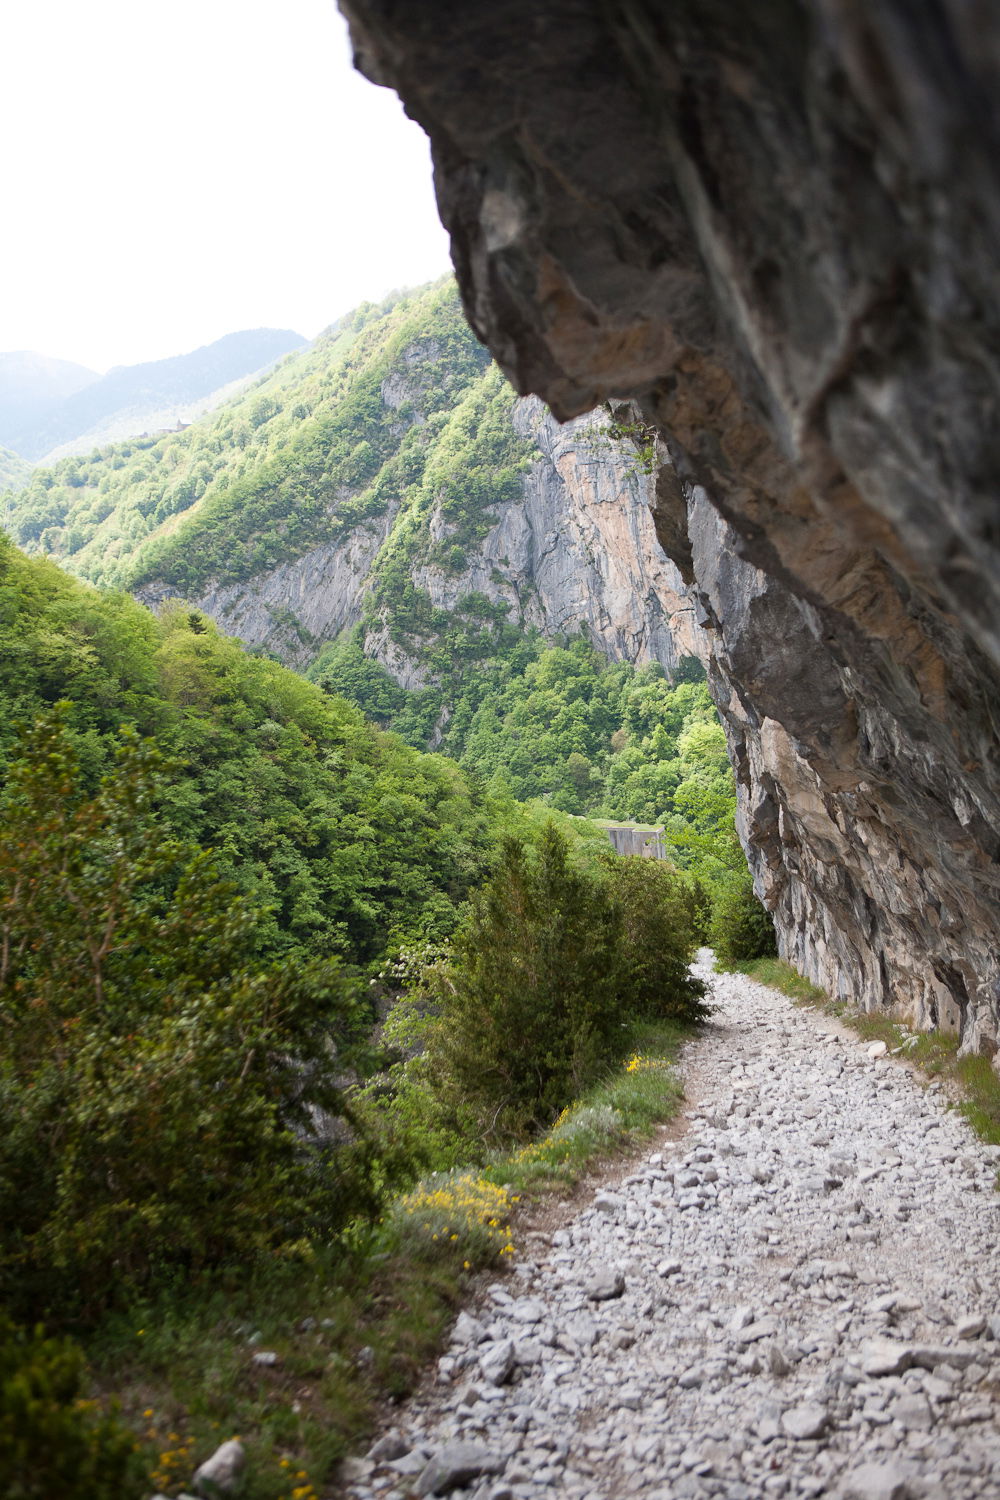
485;1018;686;1196
733;957;1000;1149
719;955;826;1003
75;1016;688;1496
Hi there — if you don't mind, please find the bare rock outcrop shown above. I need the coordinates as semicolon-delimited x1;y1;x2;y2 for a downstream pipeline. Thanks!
339;0;1000;1051
163;396;697;680
413;398;699;673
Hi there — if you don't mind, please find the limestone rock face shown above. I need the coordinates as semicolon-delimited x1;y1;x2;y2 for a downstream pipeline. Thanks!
339;0;1000;1051
413;399;699;673
149;396;696;682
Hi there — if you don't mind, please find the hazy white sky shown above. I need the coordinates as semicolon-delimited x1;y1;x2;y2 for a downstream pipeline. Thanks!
0;0;452;372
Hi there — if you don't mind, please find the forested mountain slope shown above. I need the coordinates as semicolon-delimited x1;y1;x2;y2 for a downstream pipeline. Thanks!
1;280;737;898
3;281;697;687
4;284;485;590
0;446;30;492
0;532;506;966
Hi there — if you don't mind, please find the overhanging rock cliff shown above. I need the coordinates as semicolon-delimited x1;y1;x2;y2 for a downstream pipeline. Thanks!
339;0;1000;1053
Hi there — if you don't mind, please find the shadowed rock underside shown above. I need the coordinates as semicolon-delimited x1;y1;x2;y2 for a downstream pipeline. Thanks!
339;0;1000;1053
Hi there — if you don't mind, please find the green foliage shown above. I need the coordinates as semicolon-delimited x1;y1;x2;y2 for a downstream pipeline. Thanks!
0;532;500;969
600;854;710;1024
5;282;491;597
364;362;532;651
308;628;407;726
0;446;31;492
429;823;625;1137
330;631;748;910
598;405;658;476
0;712;379;1320
494;1019;686;1194
370;823;706;1148
709;869;778;965
0;1316;140;1499
388;1173;515;1266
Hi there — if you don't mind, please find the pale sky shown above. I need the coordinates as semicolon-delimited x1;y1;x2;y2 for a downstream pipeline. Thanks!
0;0;452;373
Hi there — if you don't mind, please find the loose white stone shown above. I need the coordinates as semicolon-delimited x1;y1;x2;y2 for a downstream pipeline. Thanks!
415;1441;502;1496
839;1460;912;1499
192;1440;246;1495
344;956;1000;1500
584;1267;625;1301
860;1340;914;1376
781;1402;828;1440
479;1340;516;1386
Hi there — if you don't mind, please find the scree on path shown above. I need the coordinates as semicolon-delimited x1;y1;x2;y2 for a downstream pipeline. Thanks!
343;952;1000;1500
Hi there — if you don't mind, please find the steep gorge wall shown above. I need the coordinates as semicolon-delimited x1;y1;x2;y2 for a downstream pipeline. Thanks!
180;398;699;681
339;0;1000;1053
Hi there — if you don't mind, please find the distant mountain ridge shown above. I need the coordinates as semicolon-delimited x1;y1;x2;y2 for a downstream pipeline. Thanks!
0;328;307;462
0;352;99;448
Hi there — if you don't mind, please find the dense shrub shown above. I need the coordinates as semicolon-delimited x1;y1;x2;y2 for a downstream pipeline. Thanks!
710;870;778;965
0;712;379;1322
0;1316;140;1499
428;823;625;1138
601;854;708;1024
385;824;709;1145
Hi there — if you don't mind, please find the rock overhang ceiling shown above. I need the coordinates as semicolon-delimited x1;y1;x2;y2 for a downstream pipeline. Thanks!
338;0;1000;1054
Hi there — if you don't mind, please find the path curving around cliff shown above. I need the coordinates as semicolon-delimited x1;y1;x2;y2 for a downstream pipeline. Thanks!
344;955;1000;1500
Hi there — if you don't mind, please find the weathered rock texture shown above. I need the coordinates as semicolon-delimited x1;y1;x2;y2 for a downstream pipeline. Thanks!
411;399;699;675
165;397;698;681
339;0;1000;1052
596;823;667;861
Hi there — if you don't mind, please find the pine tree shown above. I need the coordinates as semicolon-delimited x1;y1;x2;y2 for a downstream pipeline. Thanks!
431;822;623;1137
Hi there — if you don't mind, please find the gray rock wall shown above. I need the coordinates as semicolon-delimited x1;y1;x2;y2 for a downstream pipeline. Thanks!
597;824;667;861
164;395;699;680
339;0;1000;1055
413;399;699;673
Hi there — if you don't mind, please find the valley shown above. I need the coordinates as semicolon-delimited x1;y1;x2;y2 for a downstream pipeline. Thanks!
0;279;765;1498
3;1;1000;1494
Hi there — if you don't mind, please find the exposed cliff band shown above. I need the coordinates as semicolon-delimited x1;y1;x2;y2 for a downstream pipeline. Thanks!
178;397;697;682
339;0;1000;1054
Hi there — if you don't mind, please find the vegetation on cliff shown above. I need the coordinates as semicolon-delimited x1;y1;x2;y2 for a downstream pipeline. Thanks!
1;281;493;598
0;532;505;967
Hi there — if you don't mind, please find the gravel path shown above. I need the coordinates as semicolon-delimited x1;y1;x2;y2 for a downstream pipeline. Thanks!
344;954;1000;1500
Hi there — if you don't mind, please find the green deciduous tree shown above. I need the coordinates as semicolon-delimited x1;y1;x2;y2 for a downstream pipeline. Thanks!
710;869;778;965
0;710;376;1322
